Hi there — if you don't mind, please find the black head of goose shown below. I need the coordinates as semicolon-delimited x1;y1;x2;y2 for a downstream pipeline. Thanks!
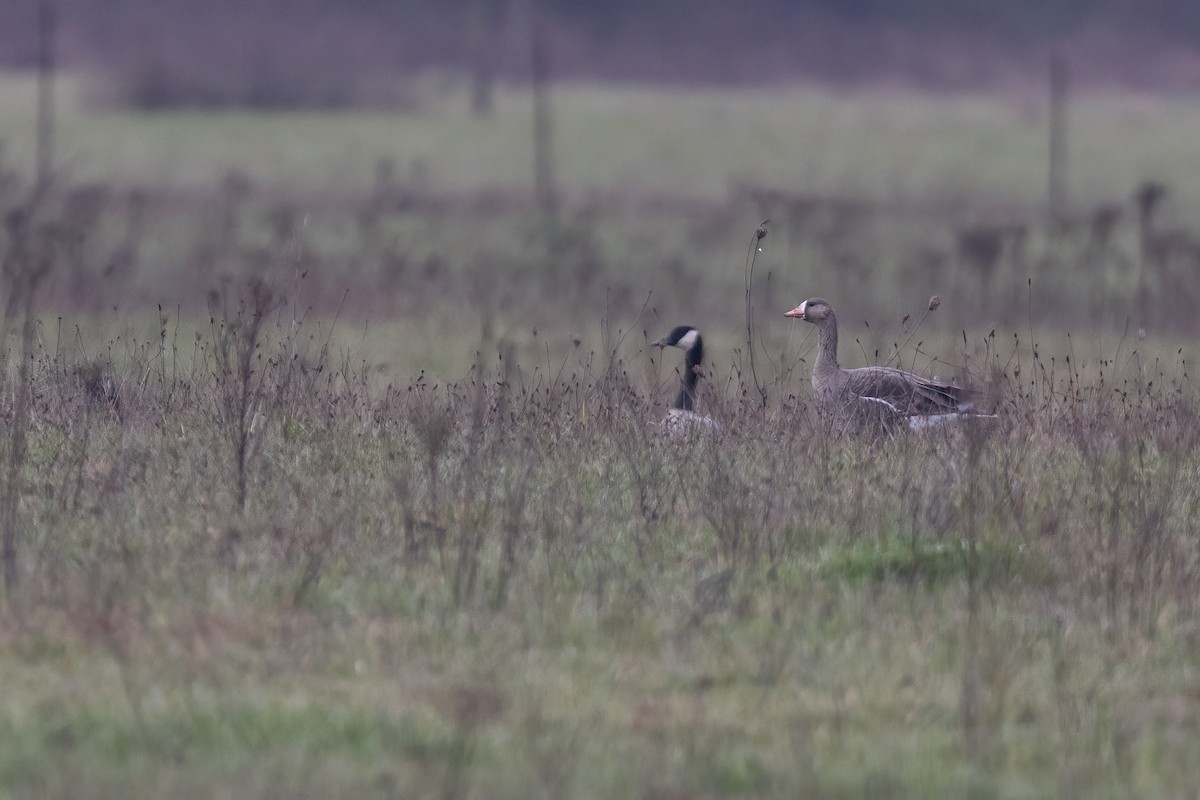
651;325;723;435
785;297;991;430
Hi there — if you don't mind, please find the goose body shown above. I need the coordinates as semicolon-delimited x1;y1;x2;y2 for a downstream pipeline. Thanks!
785;298;989;431
652;325;723;436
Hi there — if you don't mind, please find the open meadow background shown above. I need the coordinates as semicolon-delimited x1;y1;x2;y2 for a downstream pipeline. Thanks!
3;2;1200;798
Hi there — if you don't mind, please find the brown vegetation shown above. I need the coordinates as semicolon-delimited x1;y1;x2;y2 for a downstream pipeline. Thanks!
2;137;1200;795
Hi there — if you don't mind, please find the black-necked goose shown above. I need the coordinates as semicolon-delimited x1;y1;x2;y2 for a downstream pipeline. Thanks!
652;325;723;435
785;297;990;430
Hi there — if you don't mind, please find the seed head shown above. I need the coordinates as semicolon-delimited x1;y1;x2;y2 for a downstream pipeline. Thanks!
928;295;941;312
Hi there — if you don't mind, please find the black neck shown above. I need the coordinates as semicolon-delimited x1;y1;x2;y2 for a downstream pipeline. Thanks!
673;341;702;411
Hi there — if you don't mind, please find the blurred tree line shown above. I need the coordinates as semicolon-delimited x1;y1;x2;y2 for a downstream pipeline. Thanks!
1;0;1199;107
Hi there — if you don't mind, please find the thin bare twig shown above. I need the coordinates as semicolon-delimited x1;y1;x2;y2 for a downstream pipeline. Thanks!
745;220;769;408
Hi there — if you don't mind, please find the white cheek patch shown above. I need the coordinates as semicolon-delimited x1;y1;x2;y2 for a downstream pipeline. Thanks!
677;329;699;350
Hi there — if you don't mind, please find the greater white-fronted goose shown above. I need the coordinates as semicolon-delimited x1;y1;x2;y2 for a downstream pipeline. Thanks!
652;325;723;435
784;297;988;430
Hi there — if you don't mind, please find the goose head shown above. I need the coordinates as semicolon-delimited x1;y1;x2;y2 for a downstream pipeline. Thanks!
652;325;701;353
784;298;833;323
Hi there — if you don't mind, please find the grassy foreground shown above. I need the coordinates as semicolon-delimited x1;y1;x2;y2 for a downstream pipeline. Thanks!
0;280;1199;799
1;72;1200;797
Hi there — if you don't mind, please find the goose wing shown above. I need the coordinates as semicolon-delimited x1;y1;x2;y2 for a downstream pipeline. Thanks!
843;365;974;415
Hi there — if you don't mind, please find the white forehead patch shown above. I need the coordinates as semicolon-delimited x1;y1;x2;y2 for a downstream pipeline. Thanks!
799;300;808;317
677;329;699;350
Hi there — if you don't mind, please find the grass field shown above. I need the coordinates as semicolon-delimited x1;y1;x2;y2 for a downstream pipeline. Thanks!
2;72;1200;211
2;70;1200;798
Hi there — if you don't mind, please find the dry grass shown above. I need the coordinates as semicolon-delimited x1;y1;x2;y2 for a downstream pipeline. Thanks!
2;129;1200;798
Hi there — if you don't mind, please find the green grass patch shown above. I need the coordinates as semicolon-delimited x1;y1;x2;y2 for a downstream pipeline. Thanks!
820;535;1049;586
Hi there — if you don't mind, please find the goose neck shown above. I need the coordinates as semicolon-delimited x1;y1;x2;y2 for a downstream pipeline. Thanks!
674;343;702;411
814;314;840;374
